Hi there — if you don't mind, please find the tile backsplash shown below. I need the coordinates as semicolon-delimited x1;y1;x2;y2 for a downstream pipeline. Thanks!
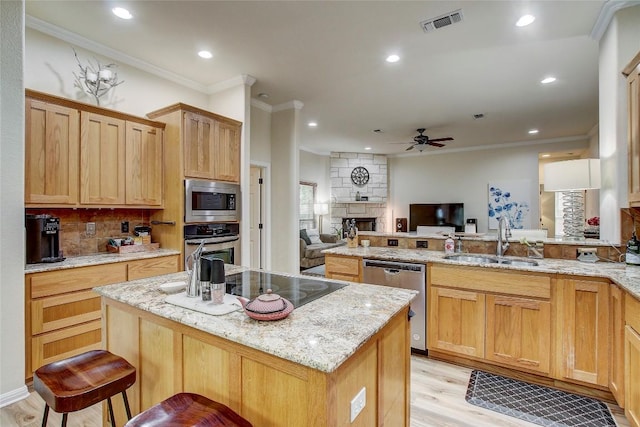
25;208;151;257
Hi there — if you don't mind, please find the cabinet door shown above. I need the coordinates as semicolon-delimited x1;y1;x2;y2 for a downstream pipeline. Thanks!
325;255;361;282
213;121;240;182
610;284;625;407
183;111;216;179
80;112;126;204
628;61;640;206
626;326;640;427
486;295;551;374
127;256;179;281
25;99;79;205
126;121;163;206
560;279;609;386
428;287;485;358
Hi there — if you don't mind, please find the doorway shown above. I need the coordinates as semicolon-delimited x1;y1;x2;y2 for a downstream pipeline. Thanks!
249;165;266;269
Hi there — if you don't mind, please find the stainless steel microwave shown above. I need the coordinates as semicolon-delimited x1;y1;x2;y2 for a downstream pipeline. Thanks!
185;179;240;222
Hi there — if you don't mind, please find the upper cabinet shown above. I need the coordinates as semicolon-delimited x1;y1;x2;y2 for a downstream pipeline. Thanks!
25;99;79;205
148;103;241;184
25;90;165;208
624;51;640;207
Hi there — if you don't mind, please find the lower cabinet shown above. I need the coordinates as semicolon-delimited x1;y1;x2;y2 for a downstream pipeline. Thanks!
610;284;626;406
25;255;179;380
556;277;609;387
325;254;361;282
626;295;640;427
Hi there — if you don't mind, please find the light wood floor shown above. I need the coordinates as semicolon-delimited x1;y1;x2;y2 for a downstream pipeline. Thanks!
1;356;629;426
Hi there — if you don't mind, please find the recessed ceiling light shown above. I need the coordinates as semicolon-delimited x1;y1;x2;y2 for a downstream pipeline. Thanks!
112;7;133;20
386;54;400;63
528;129;539;134
541;77;556;84
541;154;551;158
365;147;372;151
515;14;535;27
198;50;213;59
308;122;318;127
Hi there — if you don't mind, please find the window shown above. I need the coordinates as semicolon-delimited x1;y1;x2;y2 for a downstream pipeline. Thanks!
299;182;316;230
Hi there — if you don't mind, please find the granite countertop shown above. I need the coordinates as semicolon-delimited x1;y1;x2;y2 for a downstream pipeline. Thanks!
25;249;182;274
94;265;417;373
358;231;614;247
323;246;640;300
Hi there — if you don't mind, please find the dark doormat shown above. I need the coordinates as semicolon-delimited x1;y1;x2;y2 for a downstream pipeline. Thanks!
465;370;616;427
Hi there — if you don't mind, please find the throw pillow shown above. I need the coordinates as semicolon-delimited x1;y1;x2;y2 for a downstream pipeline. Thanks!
299;229;312;245
306;228;323;244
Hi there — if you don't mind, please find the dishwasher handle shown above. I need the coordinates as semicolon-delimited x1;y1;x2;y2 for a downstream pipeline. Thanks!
384;268;401;275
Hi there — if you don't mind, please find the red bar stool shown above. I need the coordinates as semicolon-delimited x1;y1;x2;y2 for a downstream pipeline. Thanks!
125;393;252;426
34;349;136;427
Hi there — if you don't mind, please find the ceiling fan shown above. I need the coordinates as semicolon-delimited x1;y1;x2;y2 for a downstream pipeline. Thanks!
395;128;454;151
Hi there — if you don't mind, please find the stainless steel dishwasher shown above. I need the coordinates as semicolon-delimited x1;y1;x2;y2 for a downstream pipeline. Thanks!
362;259;426;351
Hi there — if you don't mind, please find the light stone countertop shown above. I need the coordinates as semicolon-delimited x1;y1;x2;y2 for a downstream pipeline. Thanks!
94;265;417;373
24;249;182;274
323;246;640;300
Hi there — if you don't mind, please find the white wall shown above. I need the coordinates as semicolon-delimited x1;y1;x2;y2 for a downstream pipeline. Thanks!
389;139;590;234
250;104;272;164
300;150;331;232
0;0;29;406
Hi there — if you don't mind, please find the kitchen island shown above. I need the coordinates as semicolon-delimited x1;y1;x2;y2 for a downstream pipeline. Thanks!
94;266;417;426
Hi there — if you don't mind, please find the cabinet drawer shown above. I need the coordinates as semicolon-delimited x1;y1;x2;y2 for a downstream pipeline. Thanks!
325;256;360;276
128;256;178;280
31;290;101;335
31;320;102;373
430;264;550;299
29;263;127;298
627;295;640;332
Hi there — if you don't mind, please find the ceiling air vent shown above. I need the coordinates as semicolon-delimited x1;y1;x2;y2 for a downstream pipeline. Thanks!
420;9;464;33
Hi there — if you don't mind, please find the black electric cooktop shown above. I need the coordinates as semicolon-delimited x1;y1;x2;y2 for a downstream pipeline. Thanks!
225;271;347;308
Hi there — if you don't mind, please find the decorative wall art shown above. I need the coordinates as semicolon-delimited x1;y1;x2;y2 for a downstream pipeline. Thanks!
72;48;123;106
488;179;531;229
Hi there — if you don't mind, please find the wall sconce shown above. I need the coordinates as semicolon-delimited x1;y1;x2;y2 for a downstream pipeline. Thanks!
314;202;329;234
543;158;601;240
73;49;124;106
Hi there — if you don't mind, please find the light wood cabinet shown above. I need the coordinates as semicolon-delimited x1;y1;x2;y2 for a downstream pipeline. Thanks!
183;111;216;180
325;254;361;282
485;294;551;374
611;284;626;407
125;122;163;206
557;277;609;387
25;90;165;208
624;51;640;207
214;120;241;182
25;98;79;205
25;255;179;380
428;264;552;375
80;112;126;204
103;298;411;427
626;295;640;426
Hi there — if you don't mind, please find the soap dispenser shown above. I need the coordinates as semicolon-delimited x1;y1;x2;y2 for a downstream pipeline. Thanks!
444;235;455;254
626;231;640;266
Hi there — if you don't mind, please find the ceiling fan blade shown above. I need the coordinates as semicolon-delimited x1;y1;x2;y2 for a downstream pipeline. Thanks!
390;141;414;144
405;145;414;151
428;137;453;143
427;142;445;147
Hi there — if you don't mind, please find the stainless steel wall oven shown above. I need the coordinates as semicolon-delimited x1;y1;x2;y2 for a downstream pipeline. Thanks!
184;223;240;266
185;179;240;223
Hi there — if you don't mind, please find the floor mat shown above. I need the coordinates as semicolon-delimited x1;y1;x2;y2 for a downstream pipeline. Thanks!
465;370;616;427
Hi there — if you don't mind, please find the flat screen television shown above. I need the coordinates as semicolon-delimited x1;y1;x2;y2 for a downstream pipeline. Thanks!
409;203;464;232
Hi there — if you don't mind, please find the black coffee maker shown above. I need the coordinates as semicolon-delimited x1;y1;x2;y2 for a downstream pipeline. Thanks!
26;214;65;264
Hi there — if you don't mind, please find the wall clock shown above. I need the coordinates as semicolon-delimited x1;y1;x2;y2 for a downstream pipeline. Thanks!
351;166;369;186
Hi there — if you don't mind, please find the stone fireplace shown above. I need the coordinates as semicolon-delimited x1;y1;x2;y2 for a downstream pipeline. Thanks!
330;152;387;235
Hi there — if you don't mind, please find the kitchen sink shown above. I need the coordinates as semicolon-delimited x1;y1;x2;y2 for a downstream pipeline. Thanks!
444;254;499;264
444;254;539;267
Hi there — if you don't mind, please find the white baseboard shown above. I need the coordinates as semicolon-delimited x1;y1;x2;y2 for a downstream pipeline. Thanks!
0;385;29;408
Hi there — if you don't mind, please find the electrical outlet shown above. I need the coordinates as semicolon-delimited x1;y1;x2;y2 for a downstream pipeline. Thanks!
416;240;428;248
387;239;399;247
350;387;366;423
121;221;129;233
577;247;598;263
86;222;96;236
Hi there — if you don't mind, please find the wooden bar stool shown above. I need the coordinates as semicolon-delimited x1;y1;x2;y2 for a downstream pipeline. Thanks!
34;349;136;427
125;393;252;427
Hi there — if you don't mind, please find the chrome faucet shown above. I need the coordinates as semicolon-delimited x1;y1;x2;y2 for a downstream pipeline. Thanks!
496;216;511;257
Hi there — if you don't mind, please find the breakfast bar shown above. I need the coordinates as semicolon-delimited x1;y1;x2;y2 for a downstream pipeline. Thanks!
94;266;417;426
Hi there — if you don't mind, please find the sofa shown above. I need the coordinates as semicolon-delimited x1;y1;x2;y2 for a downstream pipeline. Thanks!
299;229;345;269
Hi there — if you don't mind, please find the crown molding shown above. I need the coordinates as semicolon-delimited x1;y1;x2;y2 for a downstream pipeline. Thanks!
205;74;256;94
251;98;273;112
272;100;304;112
590;0;640;41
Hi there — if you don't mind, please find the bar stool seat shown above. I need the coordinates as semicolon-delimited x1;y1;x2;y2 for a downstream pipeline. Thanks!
34;349;136;427
125;393;252;427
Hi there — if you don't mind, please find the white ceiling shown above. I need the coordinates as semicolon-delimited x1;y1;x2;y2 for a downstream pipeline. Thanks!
25;1;608;155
